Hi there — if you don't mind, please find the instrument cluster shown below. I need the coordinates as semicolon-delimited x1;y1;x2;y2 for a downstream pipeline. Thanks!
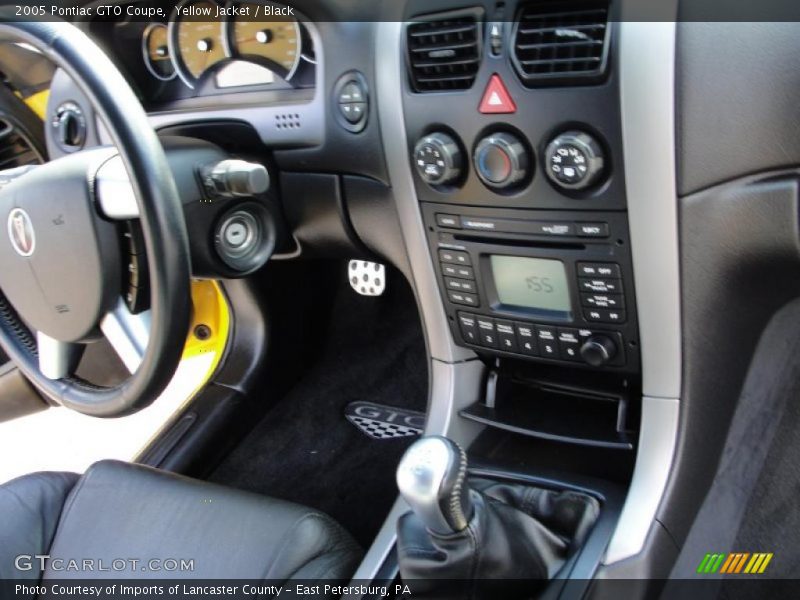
90;0;315;106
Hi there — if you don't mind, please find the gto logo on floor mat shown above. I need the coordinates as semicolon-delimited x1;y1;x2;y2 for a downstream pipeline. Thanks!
345;401;424;440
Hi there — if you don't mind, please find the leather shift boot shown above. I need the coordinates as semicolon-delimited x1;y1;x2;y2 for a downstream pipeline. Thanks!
397;478;600;599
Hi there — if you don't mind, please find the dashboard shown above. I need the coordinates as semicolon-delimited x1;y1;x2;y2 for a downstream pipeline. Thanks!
85;0;315;109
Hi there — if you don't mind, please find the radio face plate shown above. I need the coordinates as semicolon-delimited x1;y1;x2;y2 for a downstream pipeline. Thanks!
422;203;640;373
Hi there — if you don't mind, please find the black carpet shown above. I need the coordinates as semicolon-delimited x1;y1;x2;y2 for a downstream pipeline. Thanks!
210;267;428;547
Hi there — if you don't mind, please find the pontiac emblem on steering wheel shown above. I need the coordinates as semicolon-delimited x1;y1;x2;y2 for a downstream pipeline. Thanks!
8;208;35;257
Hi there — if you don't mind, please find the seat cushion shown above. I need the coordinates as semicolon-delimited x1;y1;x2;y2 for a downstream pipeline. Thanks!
0;460;362;582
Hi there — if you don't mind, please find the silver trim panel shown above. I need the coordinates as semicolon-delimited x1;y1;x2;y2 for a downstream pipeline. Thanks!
374;20;474;365
603;17;682;564
100;299;151;374
37;332;80;380
95;154;139;220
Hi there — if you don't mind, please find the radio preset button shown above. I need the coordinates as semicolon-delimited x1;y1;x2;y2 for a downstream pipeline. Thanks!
579;278;622;294
445;277;476;293
514;322;538;355
436;213;461;229
535;326;558;358
476;317;498;348
557;328;581;361
439;249;471;266
584;308;627;324
495;320;519;352
448;291;479;307
577;262;621;278
457;312;480;345
582;293;625;309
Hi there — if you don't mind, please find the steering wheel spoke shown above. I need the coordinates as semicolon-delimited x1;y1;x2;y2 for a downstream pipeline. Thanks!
36;332;83;380
95;154;139;220
100;299;151;374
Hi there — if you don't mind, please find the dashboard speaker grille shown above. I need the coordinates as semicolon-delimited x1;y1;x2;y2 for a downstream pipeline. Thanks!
407;11;482;92
0;118;41;169
512;1;610;86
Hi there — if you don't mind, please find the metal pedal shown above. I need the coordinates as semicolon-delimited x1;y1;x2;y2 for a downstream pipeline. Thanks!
348;260;386;296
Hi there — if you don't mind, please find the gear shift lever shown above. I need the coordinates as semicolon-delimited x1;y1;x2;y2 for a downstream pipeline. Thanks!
396;436;474;535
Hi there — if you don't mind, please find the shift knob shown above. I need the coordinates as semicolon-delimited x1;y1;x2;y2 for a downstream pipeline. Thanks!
396;436;474;535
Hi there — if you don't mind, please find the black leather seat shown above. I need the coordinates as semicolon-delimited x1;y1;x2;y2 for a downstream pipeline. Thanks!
0;460;362;583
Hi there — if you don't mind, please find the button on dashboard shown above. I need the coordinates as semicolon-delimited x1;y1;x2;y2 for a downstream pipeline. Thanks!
576;222;609;238
442;264;474;279
436;214;461;229
457;313;479;344
445;277;476;293
581;293;624;309
578;278;622;294
557;328;581;361
514;322;538;355
448;291;479;307
535;326;558;357
584;308;627;323
476;317;498;348
495;320;518;352
577;262;621;278
439;249;471;266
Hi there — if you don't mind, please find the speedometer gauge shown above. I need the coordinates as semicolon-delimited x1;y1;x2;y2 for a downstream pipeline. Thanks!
142;24;175;81
225;2;301;81
169;0;227;86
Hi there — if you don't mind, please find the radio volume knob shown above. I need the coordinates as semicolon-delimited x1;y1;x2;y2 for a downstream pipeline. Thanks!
413;133;463;186
579;335;617;367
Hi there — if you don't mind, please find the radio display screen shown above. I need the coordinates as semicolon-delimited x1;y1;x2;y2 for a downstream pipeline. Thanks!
490;256;571;314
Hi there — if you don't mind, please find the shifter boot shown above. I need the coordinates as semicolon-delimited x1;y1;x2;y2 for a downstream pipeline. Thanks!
397;478;600;599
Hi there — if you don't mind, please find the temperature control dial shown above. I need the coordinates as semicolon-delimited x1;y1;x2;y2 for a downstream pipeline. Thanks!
413;133;463;186
474;132;529;190
544;131;605;191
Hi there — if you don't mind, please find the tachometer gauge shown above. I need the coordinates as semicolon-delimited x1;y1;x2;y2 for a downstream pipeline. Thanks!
225;2;301;81
142;24;176;81
169;0;227;87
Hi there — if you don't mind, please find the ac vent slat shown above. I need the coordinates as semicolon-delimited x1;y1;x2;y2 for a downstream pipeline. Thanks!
512;1;610;86
407;11;482;93
0;119;41;170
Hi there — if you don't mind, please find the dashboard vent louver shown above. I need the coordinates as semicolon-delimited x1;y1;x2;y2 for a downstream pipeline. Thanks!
512;1;610;86
0;119;41;170
407;12;482;93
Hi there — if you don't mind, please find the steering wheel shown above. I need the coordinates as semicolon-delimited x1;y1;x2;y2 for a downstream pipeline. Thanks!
0;16;191;417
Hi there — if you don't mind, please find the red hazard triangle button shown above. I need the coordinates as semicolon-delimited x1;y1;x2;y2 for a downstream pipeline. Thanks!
479;74;516;114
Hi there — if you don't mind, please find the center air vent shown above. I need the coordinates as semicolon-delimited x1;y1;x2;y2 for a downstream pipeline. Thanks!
407;10;482;93
512;1;610;86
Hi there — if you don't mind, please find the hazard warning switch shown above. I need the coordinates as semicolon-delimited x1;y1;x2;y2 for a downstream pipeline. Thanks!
479;74;516;114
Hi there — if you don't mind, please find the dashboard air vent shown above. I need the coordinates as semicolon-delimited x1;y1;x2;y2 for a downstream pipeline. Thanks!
0;119;41;169
407;11;482;92
512;1;610;86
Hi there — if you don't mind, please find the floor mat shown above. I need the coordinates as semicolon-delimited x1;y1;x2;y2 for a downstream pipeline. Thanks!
345;401;424;440
209;268;428;547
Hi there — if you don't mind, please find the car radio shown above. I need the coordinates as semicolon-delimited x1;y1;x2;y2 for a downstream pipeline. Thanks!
422;204;640;372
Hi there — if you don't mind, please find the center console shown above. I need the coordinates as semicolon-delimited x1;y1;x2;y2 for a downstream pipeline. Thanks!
383;0;642;593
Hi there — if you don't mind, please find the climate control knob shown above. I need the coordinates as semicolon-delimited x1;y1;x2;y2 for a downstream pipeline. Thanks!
579;335;617;367
413;133;463;186
544;131;605;191
474;132;529;190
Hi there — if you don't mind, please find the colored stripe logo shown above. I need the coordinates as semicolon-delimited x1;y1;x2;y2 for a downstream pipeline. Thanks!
696;552;773;575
